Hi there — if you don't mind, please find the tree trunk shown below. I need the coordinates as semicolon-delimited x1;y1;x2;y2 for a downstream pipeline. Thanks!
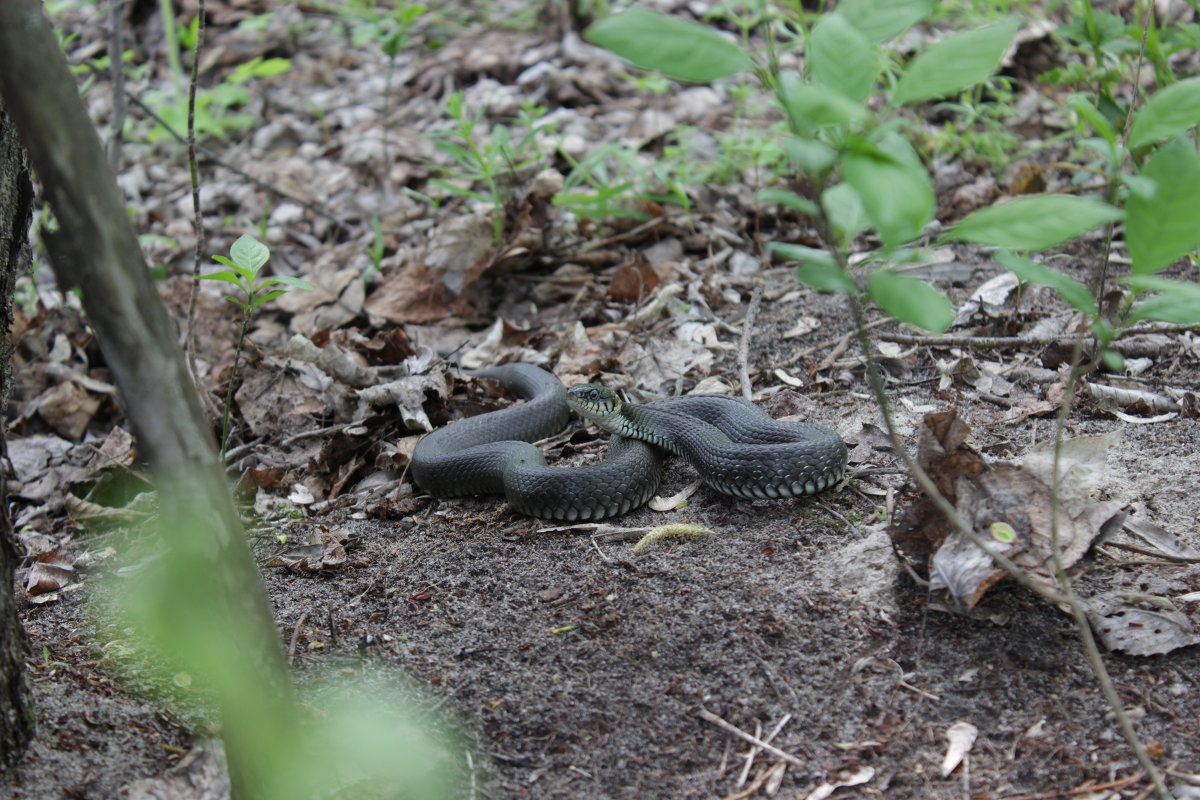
0;2;298;792
0;99;34;769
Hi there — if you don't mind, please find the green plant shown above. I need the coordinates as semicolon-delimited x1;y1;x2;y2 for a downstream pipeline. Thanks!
428;94;555;243
199;235;312;455
586;6;1184;797
142;55;291;142
587;1;994;333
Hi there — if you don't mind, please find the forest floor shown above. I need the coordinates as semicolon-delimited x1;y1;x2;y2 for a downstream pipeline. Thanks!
3;1;1200;799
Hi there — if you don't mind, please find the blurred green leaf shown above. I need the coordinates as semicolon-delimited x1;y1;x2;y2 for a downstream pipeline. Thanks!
779;72;868;129
258;275;315;291
1128;77;1200;149
809;14;876;103
1125;138;1200;274
758;187;819;216
1101;350;1125;371
843;134;934;249
781;136;837;176
994;250;1098;315
769;241;837;269
822;183;869;247
942;195;1122;250
893;18;1021;105
836;0;934;41
585;7;751;83
795;262;856;293
1067;94;1116;145
867;270;954;332
1125;275;1200;323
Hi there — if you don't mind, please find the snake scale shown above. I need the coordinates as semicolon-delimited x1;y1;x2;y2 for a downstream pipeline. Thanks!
411;364;847;521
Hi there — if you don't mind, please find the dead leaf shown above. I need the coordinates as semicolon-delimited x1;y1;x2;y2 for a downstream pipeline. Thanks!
86;426;137;473
357;372;447;432
802;765;875;800
608;254;660;302
263;527;348;573
1085;592;1200;656
363;257;472;324
124;740;231;800
891;410;1122;609
25;551;75;596
36;381;101;440
1123;518;1200;561
941;721;978;776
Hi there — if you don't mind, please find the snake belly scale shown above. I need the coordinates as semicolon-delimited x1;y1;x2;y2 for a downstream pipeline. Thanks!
411;364;846;520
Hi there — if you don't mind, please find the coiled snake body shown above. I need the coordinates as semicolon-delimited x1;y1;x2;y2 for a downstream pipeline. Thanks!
412;364;846;521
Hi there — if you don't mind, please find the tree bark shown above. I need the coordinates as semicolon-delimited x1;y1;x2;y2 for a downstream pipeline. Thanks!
0;98;34;771
0;2;297;791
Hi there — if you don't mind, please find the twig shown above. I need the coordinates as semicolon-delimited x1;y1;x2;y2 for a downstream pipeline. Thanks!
106;0;127;170
184;0;206;370
287;611;308;666
736;714;791;788
720;762;785;800
698;708;805;768
1047;341;1172;800
737;282;764;401
991;771;1143;800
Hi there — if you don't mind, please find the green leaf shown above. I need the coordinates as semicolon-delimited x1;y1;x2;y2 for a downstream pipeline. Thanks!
779;72;868;129
758;187;819;216
796;262;857;294
1101;350;1125;371
1067;94;1116;145
230;234;270;275
197;270;245;287
836;0;934;41
781;136;837;176
893;18;1021;105
258;276;315;291
1129;78;1200;149
1125;137;1200;274
842;134;934;249
1125;276;1200;323
809;14;876;103
990;521;1016;543
821;183;868;247
942;195;1122;250
584;8;751;83
994;250;1097;315
867;270;955;332
768;242;837;269
211;255;254;282
249;289;288;309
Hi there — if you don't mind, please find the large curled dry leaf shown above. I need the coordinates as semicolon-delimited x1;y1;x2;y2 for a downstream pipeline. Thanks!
890;410;1123;610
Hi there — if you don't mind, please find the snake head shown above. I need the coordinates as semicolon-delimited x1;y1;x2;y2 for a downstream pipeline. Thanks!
566;384;623;428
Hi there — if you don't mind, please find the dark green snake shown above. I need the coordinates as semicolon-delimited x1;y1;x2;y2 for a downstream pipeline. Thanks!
411;364;846;521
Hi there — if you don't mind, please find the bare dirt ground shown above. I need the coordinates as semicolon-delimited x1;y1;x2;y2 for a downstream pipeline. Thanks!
4;2;1200;799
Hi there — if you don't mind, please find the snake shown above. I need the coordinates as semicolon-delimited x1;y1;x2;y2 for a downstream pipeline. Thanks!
411;363;846;521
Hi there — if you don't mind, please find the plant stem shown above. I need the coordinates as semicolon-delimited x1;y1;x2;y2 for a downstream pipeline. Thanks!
1047;340;1173;800
220;307;251;459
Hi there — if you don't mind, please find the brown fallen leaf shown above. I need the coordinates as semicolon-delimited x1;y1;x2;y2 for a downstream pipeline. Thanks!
263;527;348;573
608;253;660;302
25;550;75;596
36;380;101;440
890;410;1123;610
363;256;473;324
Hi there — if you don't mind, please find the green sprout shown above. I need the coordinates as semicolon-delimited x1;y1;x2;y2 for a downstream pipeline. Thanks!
200;235;312;457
